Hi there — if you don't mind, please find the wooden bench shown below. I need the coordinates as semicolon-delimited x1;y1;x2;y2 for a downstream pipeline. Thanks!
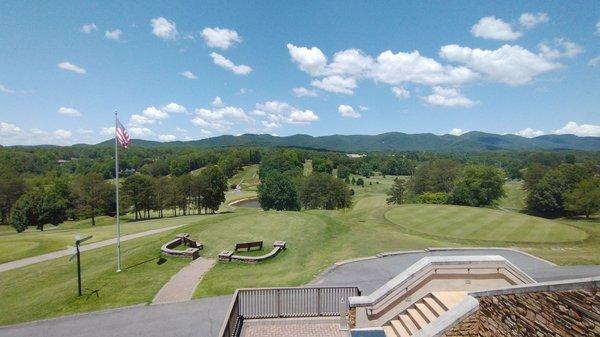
220;241;286;263
235;241;263;252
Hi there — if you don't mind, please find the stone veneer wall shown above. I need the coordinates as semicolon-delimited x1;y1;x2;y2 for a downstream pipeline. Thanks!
441;289;600;337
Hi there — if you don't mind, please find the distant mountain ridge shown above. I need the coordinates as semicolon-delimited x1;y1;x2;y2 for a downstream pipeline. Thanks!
90;131;600;152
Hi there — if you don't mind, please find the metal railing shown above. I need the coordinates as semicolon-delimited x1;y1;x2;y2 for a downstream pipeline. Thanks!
219;286;361;337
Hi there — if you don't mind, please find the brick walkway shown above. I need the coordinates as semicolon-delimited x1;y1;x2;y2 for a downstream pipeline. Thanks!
152;257;215;304
240;318;348;337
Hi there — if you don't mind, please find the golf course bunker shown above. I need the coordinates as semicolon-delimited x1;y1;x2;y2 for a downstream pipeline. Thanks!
230;198;261;209
385;204;588;243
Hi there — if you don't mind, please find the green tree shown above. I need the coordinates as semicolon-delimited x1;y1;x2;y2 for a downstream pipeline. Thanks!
198;165;227;213
122;174;155;220
312;158;334;174
0;170;26;224
522;163;548;191
448;165;506;207
337;165;351;179
299;173;352;210
257;171;300;211
72;173;114;226
10;186;68;232
356;178;364;187
565;177;600;218
386;178;406;205
409;159;461;195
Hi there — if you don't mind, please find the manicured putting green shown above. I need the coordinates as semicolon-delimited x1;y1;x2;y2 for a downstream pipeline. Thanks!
385;204;588;243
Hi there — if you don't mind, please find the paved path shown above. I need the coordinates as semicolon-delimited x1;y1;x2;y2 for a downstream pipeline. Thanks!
0;225;184;273
1;248;599;337
152;257;215;305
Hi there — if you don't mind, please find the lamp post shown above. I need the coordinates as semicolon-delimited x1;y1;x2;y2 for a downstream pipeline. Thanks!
69;235;93;296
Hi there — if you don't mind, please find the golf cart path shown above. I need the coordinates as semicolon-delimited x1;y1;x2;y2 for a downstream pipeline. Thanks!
152;257;215;305
0;225;184;273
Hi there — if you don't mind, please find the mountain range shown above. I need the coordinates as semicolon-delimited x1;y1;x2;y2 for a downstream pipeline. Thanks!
92;131;600;152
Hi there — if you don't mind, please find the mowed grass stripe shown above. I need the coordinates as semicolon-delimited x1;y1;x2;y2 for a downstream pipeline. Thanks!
385;204;588;243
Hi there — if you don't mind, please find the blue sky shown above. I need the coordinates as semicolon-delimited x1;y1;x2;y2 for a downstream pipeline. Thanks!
0;0;599;145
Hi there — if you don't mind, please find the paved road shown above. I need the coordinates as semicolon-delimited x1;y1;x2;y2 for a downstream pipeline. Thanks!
0;225;184;273
1;248;599;337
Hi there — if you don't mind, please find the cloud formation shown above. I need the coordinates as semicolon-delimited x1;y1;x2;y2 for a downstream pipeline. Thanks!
422;87;476;108
58;61;86;74
554;121;600;137
471;16;522;40
81;23;98;34
519;13;549;29
338;104;361;118
57;107;82;117
151;17;178;40
210;52;252;75
105;29;122;41
179;70;198;79
201;27;242;49
515;128;544;138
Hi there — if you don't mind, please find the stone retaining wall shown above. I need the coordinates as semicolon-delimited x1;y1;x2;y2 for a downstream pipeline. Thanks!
442;289;600;337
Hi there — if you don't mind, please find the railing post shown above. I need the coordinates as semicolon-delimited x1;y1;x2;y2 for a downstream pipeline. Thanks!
317;288;321;316
339;298;348;330
277;289;281;318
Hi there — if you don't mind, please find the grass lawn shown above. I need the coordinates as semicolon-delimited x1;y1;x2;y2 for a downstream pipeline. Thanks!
499;180;527;211
385;204;588;243
0;169;598;326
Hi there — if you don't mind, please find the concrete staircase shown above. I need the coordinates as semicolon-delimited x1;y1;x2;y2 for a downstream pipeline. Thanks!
383;291;467;337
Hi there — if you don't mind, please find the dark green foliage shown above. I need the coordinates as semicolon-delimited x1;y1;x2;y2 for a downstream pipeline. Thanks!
298;173;352;210
356;178;364;187
337;165;351;179
312;158;334;174
122;174;156;220
10;186;68;232
257;171;299;211
448;165;506;207
259;150;303;178
0;170;25;224
415;192;448;204
197;165;228;213
522;163;548;191
565;177;600;218
409;159;461;195
72;173;115;226
386;178;406;205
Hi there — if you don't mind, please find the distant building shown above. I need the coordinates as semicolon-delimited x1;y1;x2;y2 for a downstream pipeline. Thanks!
346;153;366;158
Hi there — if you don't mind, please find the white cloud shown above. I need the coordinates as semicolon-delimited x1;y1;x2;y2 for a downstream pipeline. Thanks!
311;75;356;95
129;114;154;125
358;106;368;111
254;101;319;127
210;52;252;75
100;126;115;136
554;121;600;137
471;16;522;41
422;86;476;108
142;106;169;120
129;127;154;137
338;104;361;118
179;70;198;80
449;128;467;136
201;27;242;49
57;107;82;117
519;13;549;29
158;134;177;142
54;129;72;139
105;29;122;41
515;128;544;138
192;101;251;132
0;83;17;94
237;88;252;95
327;49;374;77
292;87;318;97
391;86;410;99
212;96;224;108
0;122;21;135
519;13;550;29
162;102;187;113
588;56;600;67
81;23;98;34
151;17;178;40
538;38;583;59
596;21;600;36
58;61;86;74
439;44;561;85
286;43;328;76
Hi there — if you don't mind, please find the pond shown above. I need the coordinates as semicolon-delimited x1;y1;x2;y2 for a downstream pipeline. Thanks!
230;198;261;209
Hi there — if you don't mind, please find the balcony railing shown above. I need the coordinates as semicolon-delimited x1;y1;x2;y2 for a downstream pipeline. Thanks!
219;286;361;337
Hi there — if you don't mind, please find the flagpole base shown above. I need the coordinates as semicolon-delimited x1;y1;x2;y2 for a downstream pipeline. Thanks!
116;269;122;273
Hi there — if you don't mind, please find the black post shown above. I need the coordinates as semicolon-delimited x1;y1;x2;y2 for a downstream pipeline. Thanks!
76;242;82;296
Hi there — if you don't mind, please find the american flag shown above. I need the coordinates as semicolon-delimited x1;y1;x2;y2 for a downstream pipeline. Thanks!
116;118;131;149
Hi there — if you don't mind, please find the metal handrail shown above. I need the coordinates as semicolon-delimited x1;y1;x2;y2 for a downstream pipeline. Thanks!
218;286;361;337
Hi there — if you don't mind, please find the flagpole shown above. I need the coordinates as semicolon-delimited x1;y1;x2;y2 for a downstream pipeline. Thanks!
115;112;122;272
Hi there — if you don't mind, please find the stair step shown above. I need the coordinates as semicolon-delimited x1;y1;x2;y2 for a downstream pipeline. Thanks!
423;296;446;316
383;325;399;337
390;320;410;337
399;314;418;335
432;292;467;311
407;308;428;329
415;302;437;322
